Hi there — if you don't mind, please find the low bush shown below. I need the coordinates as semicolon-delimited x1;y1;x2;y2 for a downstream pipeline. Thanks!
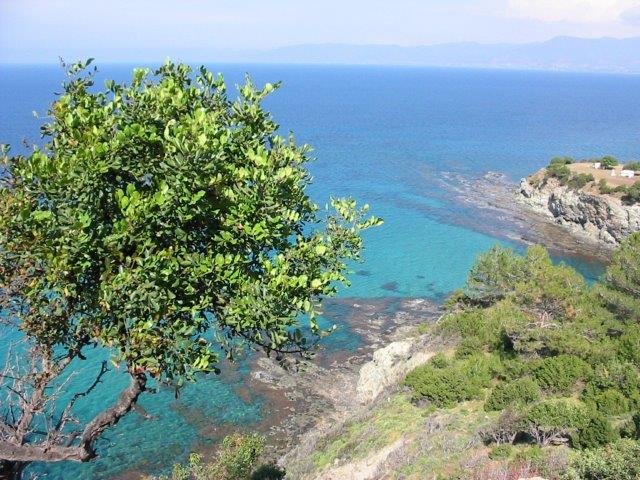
522;400;584;446
598;179;614;194
488;444;513;459
582;388;629;416
618;416;638;439
624;161;640;171
455;336;486;358
155;434;282;480
404;354;497;407
600;155;619;169
533;355;591;394
484;377;541;411
565;439;640;480
621;183;640;205
567;173;594;189
573;411;618;449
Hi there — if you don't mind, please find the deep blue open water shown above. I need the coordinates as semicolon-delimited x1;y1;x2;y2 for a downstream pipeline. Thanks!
1;64;639;478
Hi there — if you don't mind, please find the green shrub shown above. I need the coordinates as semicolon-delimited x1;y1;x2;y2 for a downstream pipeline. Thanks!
547;163;571;183
585;362;640;410
533;354;591;394
454;336;485;358
621;183;640;205
523;400;584;445
566;439;640;480
624;161;640;171
404;354;497;407
159;434;270;480
619;417;638;439
485;377;541;411
429;352;449;369
600;156;619;169
573;411;618;449
582;388;630;416
598;179;614;194
488;444;513;459
618;329;640;366
567;173;594;189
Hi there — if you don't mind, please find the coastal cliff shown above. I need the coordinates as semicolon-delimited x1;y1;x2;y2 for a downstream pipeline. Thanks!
518;172;640;246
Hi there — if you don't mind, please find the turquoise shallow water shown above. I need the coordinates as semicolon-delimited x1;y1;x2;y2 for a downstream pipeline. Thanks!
1;64;638;478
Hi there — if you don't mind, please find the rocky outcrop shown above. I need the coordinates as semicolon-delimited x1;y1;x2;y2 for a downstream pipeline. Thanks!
356;339;435;404
518;175;640;245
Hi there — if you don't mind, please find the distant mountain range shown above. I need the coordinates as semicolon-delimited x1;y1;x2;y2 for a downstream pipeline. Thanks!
212;36;640;73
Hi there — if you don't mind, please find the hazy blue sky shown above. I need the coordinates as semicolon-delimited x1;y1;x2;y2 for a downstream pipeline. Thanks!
2;0;640;63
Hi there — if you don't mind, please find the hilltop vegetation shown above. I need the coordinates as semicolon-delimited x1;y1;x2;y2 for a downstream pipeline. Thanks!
542;156;640;204
290;235;640;479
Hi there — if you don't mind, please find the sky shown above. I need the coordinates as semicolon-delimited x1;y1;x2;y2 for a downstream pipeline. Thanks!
2;0;640;63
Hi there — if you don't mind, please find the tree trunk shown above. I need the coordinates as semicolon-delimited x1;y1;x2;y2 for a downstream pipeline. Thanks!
0;371;146;466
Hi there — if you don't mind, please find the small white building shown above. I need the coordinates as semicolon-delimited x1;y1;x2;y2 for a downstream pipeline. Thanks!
621;170;635;178
593;162;601;169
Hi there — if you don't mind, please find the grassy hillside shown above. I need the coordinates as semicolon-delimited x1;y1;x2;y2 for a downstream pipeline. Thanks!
294;235;640;479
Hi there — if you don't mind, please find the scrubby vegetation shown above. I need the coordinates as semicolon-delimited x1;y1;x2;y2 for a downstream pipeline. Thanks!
543;157;594;190
624;161;640;171
402;235;640;479
600;155;619;169
147;434;285;480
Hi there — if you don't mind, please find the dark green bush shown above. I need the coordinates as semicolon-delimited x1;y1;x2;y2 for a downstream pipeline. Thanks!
523;400;584;445
533;354;591;394
621;183;640;205
404;354;497;407
600;156;619;169
488;444;513;459
582;388;630;416
567;439;640;480
619;417;638;439
485;377;541;411
251;464;286;480
573;411;618;449
429;352;449;369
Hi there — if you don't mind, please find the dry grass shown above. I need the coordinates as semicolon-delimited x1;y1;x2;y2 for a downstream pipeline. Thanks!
568;162;638;188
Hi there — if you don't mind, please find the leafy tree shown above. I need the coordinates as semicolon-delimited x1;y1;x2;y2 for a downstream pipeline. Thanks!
0;60;380;476
595;232;640;323
463;246;528;306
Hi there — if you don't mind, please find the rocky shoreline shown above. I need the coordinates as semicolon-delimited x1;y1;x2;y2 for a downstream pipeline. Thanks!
437;170;611;263
245;297;442;475
518;173;640;247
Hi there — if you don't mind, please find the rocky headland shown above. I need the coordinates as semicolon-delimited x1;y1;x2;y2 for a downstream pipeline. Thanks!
518;170;640;247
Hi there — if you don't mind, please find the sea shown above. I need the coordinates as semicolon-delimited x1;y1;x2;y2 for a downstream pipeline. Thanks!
1;63;639;478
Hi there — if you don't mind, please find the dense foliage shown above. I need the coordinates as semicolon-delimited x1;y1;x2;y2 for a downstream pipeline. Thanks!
405;235;640;479
0;60;380;472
